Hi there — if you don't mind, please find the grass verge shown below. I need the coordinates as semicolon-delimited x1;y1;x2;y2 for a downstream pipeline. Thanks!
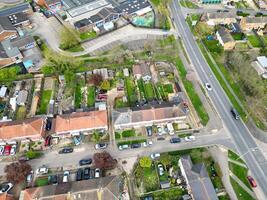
230;177;255;200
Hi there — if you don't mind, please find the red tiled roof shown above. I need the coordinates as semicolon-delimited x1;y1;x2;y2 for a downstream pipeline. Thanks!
0;193;14;200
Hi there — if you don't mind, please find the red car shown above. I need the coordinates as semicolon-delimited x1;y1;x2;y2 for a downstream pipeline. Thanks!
4;145;11;156
247;176;257;188
45;136;52;146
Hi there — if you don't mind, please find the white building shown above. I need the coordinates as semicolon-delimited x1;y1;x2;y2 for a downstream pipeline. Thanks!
0;86;7;98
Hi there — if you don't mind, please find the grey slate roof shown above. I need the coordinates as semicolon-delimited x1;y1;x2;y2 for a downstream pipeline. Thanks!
0;2;31;17
0;16;16;33
11;35;35;49
1;40;20;58
207;12;236;19
217;27;234;43
0;43;8;58
6;12;29;26
180;155;218;200
245;16;267;24
117;0;151;15
17;90;28;105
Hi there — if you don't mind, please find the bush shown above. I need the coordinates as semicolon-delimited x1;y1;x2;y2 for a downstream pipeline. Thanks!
121;129;135;137
139;156;152;168
26;150;42;159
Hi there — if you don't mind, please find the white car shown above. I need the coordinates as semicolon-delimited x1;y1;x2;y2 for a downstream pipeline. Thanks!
118;144;129;150
10;145;16;155
63;171;70;183
150;153;160;159
36;166;48;175
185;136;196;142
95;143;107;150
0;146;4;155
95;168;100;178
157;164;164;176
26;170;33;187
148;140;153;145
0;183;13;194
205;83;212;91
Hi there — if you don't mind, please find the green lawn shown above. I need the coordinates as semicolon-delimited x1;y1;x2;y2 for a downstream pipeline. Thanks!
229;162;251;190
180;0;198;8
247;35;262;48
175;58;209;125
156;83;168;100
115;132;121;140
118;139;146;146
38;90;52;114
230;177;255;200
16;106;26;120
125;78;138;106
232;33;245;40
144;82;155;101
203;39;223;54
87;86;95;107
80;31;97;40
74;84;82;108
115;98;128;108
163;84;173;93
121;129;136;137
66;44;84;52
228;150;245;164
137;79;145;100
35;177;49;186
219;194;231;200
151;188;185;200
235;42;249;50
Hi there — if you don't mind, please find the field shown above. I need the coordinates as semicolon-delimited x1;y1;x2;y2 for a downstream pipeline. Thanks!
38;90;52;114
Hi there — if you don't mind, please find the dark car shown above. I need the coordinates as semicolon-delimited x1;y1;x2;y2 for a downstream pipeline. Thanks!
49;175;58;185
76;168;83;181
83;167;90;180
59;147;73;154
231;107;240;120
170;137;181;143
79;159;92;166
18;156;29;162
45;135;52;147
247;176;257;187
131;143;141;149
146;126;152;136
157;137;165;141
45;119;52;131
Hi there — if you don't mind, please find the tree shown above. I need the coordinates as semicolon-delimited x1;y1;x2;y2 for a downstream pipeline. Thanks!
59;27;80;50
91;131;101;143
100;80;111;90
5;162;32;184
89;74;103;86
26;150;43;159
139;156;152;168
93;151;117;170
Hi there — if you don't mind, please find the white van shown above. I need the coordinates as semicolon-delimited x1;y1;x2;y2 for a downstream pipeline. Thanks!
167;123;174;135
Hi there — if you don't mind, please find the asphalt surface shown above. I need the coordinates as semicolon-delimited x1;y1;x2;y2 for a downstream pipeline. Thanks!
171;0;267;198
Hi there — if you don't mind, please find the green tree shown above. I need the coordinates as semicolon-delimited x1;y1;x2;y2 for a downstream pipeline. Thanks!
139;156;152;168
159;153;170;166
91;131;101;143
59;27;80;50
101;80;111;90
26;150;43;159
0;65;21;83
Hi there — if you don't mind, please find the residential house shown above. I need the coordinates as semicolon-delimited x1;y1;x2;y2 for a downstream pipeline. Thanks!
204;12;236;26
53;111;108;136
74;7;121;32
0;2;33;17
11;35;36;51
0;193;14;200
240;17;267;31
252;56;267;78
0;17;18;42
216;27;236;50
117;0;152;18
0;117;45;141
35;0;62;12
93;68;108;79
231;22;241;33
0;40;23;67
20;176;124;200
255;0;267;10
132;63;151;81
179;155;219;200
112;104;187;130
17;90;28;106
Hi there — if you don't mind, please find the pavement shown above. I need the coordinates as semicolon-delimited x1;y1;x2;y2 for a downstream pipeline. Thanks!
170;0;267;199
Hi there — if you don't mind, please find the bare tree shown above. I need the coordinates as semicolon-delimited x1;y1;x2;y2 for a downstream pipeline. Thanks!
5;162;32;184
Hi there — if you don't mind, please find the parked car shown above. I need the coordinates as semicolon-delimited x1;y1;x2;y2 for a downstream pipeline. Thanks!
157;126;163;135
49;175;58;185
231;107;240;120
0;146;4;155
18;156;29;162
185;135;196;142
247;176;257;187
63;171;70;183
45;136;52;147
118;144;129;150
205;83;212;91
0;183;13;194
4;145;11;156
79;159;92;166
157;137;165;141
157;164;164;176
76;168;83;181
36;166;48;175
10;145;16;155
45;119;52;131
150;153;160;159
95;168;100;178
83;168;90;180
131;143;141;149
59;147;73;154
170;137;181;143
95;143;107;150
146;126;152;136
26;171;33;187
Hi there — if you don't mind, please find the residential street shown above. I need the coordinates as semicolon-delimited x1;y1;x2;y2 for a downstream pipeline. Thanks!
170;0;267;198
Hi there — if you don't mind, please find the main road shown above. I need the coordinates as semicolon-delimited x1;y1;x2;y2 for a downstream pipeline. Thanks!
170;0;267;198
